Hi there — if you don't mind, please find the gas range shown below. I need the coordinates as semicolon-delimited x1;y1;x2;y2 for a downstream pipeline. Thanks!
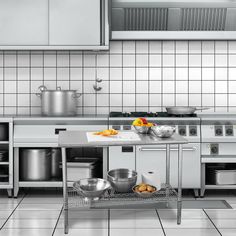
109;111;200;143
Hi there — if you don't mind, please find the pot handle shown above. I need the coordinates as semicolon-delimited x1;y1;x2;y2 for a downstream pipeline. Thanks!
73;93;82;98
35;93;41;97
36;85;47;98
38;85;47;92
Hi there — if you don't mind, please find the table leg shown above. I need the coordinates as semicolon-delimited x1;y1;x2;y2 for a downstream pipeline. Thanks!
177;144;183;225
62;147;69;234
166;144;170;207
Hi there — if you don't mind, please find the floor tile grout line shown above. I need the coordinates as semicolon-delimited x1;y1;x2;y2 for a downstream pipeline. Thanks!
52;205;63;236
203;209;223;236
0;191;28;230
155;209;167;236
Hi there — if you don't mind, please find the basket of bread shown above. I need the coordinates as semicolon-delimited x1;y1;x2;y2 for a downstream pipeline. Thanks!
132;183;157;198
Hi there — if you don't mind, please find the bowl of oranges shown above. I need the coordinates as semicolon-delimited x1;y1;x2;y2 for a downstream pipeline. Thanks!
132;118;154;134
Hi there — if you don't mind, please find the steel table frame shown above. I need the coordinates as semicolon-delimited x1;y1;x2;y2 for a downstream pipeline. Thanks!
59;131;185;234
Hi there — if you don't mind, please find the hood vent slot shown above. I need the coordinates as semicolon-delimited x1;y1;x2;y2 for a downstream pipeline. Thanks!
124;8;168;31
181;8;227;31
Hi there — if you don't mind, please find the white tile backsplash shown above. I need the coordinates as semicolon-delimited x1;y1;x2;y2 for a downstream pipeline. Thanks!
149;41;162;54
163;55;175;67
57;53;69;67
123;68;135;80
57;68;69;81
17;53;30;67
4;54;17;67
215;54;227;67
70;54;82;67
149;54;161;67
136;41;149;54
1;40;236;115
4;68;16;81
110;54;122;67
176;55;188;67
44;68;56;81
123;41;135;54
123;81;135;93
136;68;148;81
4;81;16;93
123;54;135;67
31;53;43;67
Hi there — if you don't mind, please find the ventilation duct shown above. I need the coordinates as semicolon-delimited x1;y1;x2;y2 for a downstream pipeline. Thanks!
111;0;236;40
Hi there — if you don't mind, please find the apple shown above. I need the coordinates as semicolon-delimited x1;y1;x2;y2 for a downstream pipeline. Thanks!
140;118;148;124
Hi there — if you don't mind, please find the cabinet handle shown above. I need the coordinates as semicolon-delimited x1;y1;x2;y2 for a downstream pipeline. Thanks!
55;128;67;135
139;147;196;152
100;0;106;45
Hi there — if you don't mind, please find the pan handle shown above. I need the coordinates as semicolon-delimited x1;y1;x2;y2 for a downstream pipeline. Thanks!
195;107;210;111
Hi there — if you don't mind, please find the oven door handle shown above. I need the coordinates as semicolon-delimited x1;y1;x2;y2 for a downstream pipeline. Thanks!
139;147;197;152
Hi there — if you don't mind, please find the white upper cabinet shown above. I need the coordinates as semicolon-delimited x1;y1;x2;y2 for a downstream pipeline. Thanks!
0;0;109;50
50;0;101;46
0;0;48;46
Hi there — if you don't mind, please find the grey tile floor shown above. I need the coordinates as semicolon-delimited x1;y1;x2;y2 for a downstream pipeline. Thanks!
0;189;236;236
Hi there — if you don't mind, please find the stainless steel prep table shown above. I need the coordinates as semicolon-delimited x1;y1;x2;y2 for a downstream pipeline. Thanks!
58;131;188;234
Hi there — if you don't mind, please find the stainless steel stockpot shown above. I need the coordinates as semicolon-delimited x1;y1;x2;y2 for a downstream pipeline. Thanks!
36;86;82;116
20;148;52;181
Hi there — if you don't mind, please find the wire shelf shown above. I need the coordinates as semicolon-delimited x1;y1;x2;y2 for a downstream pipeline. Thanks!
68;184;177;209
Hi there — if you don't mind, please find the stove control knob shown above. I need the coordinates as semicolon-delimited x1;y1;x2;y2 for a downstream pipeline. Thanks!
112;125;121;130
189;126;197;136
225;125;234;136
210;144;219;155
123;125;131;130
215;126;223;136
178;126;186;136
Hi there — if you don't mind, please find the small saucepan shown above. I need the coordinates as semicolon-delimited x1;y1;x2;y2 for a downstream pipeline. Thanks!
166;106;209;115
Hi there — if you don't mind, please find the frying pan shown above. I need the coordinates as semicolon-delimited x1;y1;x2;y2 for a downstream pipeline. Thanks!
166;106;209;115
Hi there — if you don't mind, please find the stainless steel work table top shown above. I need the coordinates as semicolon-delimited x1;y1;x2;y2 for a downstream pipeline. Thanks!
58;131;188;147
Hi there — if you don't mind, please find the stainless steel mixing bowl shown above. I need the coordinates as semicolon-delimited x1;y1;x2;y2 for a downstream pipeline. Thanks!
151;125;175;138
133;125;151;134
73;178;111;200
107;169;137;193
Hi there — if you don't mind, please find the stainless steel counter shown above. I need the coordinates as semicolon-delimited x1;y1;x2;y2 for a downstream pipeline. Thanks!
58;131;187;147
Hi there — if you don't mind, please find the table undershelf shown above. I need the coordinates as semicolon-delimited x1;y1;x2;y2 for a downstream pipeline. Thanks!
68;184;177;209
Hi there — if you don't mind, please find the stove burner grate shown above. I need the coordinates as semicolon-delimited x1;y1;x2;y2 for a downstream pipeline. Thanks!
109;111;197;118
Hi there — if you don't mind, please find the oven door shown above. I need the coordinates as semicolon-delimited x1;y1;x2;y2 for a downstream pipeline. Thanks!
136;143;201;188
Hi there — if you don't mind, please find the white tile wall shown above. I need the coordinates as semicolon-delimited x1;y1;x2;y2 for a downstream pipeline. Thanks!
1;41;236;115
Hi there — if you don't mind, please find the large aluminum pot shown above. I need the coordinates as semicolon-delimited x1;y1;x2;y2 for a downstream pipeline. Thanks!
20;148;51;181
36;85;82;116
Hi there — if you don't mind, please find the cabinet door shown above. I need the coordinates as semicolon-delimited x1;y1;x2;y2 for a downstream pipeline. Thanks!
0;0;48;45
136;144;200;188
49;0;101;45
109;146;135;171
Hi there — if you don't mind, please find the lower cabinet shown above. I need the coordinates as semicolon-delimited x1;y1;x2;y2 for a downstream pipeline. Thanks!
136;144;201;188
108;143;200;189
109;146;135;170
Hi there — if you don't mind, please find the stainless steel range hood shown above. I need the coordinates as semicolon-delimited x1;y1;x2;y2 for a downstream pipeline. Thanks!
111;0;236;40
